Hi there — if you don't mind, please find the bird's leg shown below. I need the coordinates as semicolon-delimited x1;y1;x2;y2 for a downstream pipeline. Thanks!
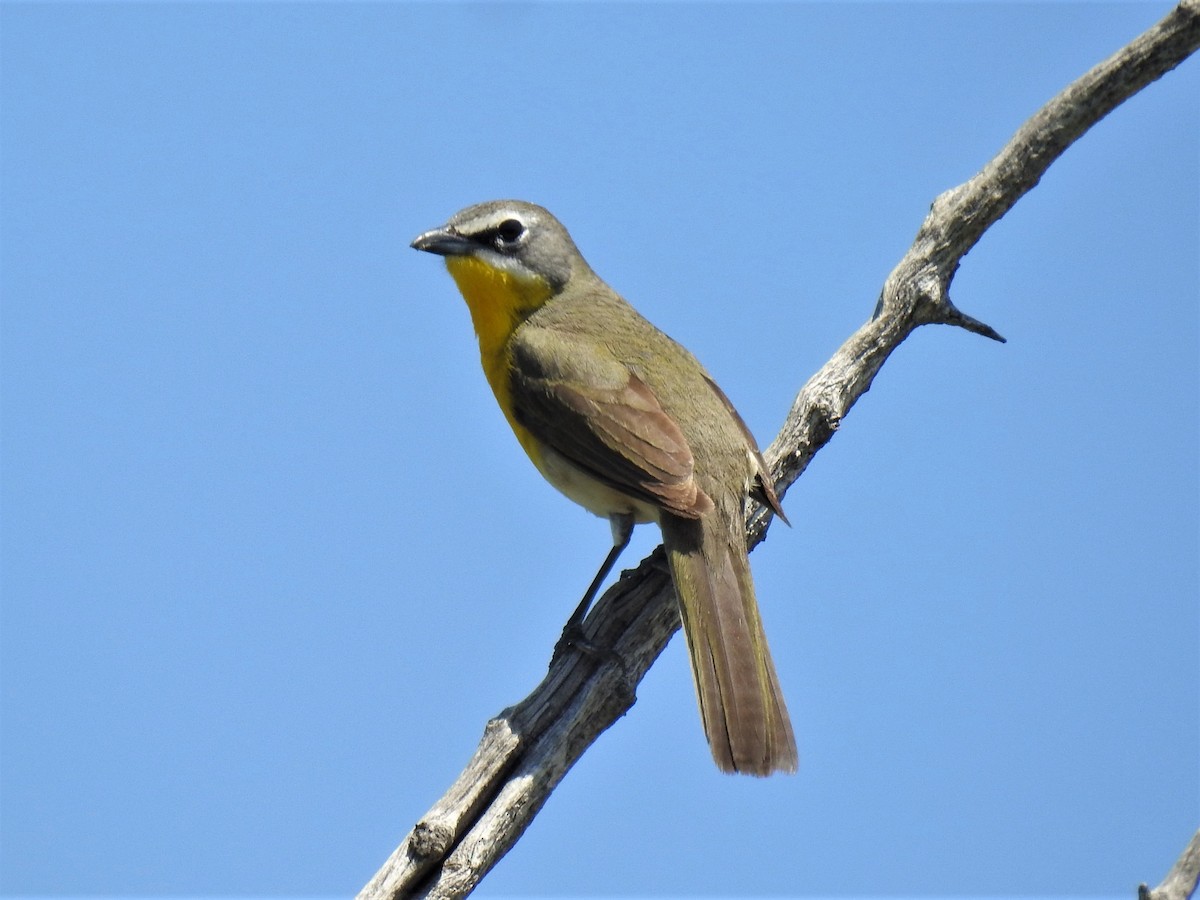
566;514;634;629
551;513;634;664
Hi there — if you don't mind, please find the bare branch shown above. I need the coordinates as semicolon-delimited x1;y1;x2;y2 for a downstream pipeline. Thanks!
1140;829;1200;900
767;0;1200;499
360;4;1200;897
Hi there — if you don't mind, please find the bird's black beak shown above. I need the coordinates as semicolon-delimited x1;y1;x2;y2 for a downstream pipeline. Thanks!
411;226;473;257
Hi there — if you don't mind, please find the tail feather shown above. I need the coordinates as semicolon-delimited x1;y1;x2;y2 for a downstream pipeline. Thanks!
662;513;797;776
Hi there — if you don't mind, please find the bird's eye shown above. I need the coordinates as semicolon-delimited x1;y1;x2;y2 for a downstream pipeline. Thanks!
495;218;525;245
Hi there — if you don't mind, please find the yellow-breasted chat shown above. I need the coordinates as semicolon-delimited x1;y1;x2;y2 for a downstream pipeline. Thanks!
411;200;796;776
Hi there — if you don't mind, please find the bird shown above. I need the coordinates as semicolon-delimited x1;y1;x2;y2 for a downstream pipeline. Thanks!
411;200;796;775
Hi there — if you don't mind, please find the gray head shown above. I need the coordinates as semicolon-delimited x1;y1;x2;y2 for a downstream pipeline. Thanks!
411;200;589;292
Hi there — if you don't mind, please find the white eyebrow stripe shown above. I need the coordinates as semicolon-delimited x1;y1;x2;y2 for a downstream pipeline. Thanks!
457;209;529;236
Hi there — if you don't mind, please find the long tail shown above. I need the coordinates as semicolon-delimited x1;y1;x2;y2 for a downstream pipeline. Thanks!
661;513;797;776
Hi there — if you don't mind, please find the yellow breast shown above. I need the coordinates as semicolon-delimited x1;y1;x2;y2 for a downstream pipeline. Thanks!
445;255;549;456
443;255;655;524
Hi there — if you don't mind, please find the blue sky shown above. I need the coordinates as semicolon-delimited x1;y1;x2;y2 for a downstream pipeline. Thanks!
1;2;1196;897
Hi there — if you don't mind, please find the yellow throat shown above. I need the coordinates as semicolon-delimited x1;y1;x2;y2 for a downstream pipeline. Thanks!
445;255;552;436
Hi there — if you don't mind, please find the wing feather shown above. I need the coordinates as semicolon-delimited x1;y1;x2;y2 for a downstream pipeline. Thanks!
509;329;712;518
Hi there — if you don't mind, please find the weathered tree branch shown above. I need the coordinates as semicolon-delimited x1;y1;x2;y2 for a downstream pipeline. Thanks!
1140;829;1200;900
360;4;1200;897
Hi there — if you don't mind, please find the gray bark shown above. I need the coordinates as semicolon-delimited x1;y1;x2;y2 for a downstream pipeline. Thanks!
1140;829;1200;900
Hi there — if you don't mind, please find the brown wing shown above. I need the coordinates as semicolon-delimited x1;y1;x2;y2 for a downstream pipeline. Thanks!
509;327;713;518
